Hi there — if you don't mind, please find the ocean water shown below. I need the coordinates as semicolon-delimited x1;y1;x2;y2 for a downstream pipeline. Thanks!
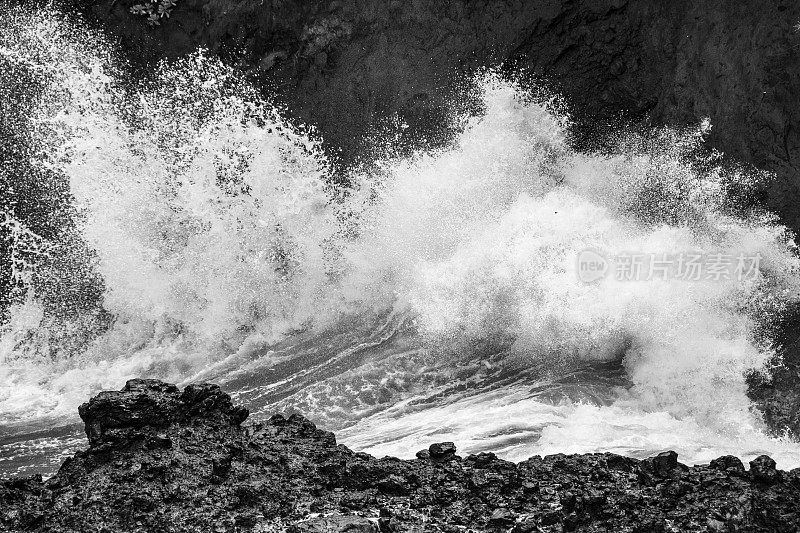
3;6;800;477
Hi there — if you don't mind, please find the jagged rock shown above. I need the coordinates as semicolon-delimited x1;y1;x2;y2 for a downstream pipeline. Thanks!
488;508;516;528
640;450;685;480
376;474;409;496
651;450;679;477
78;379;178;444
709;455;746;474
510;519;540;533
2;380;800;532
289;514;377;533
749;454;781;485
78;379;249;445
428;442;456;460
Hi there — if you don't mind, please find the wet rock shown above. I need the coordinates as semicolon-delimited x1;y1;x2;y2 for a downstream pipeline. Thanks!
643;450;682;478
78;379;180;445
180;383;249;426
749;455;781;485
487;507;516;528
560;491;577;512
211;456;232;482
563;512;579;531
2;380;800;532
428;442;456;460
78;379;248;446
605;454;636;472
540;509;563;526
510;519;540;533
376;474;409;496
706;517;726;532
709;455;745;474
289;514;377;532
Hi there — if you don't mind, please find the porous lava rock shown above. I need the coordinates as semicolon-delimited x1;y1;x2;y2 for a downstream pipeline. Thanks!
2;379;800;532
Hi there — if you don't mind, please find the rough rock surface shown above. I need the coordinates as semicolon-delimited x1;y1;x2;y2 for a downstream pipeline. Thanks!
2;380;800;532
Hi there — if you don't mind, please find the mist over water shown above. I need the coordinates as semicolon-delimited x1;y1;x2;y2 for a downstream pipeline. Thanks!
3;6;800;475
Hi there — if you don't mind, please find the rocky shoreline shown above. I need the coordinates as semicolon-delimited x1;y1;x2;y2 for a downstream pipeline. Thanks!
1;380;799;532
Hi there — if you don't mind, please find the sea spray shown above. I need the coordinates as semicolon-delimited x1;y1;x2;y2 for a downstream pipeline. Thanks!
2;6;800;470
0;7;347;421
339;79;799;432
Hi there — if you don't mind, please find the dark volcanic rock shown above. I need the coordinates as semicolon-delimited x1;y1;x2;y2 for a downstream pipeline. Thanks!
709;455;746;474
641;450;685;479
749;454;781;485
428;442;457;460
2;380;800;532
78;378;248;445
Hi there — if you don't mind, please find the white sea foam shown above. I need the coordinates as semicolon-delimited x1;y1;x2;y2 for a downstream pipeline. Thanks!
2;6;800;468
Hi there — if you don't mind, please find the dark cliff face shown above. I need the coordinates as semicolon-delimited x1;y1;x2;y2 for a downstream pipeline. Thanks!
77;0;800;227
2;380;799;532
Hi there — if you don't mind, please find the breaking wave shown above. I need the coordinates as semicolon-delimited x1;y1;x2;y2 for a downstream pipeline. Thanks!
2;5;800;473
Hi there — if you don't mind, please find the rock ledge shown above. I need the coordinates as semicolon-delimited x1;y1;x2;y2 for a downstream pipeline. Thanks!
2;380;799;532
